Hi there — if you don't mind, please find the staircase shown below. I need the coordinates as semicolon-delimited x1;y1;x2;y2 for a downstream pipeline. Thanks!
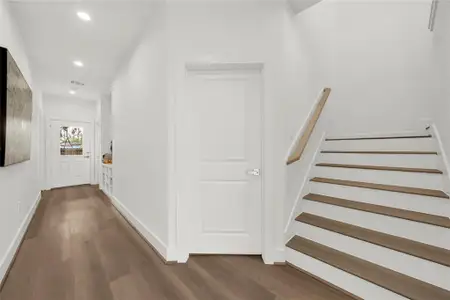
286;132;450;300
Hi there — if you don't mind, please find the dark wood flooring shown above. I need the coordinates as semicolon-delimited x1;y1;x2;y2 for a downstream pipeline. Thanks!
0;185;354;300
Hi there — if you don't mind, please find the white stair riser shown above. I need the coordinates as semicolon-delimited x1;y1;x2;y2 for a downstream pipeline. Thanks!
309;182;450;218
293;222;450;290
302;200;450;249
286;248;408;300
322;138;436;152
318;153;439;169
312;167;443;190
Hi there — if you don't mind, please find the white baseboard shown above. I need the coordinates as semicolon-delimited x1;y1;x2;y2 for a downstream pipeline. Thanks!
273;247;286;263
110;196;169;262
0;192;42;285
261;247;286;265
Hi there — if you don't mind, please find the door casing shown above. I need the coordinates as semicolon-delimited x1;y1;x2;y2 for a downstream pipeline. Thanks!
45;118;95;189
175;62;269;262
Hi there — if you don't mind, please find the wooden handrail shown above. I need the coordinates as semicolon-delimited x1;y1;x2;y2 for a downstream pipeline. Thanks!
287;88;331;165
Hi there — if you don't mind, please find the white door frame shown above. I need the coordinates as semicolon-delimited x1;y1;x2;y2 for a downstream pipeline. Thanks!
45;118;95;189
175;62;270;262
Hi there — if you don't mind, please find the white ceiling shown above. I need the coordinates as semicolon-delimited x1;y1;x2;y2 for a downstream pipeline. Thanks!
9;0;153;99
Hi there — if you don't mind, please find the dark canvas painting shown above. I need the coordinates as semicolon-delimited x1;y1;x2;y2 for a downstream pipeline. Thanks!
0;47;33;167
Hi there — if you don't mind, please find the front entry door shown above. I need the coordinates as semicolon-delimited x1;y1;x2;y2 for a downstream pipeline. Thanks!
48;120;92;188
183;66;263;254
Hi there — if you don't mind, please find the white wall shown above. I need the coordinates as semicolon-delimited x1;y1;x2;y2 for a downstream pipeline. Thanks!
290;0;436;136
431;2;450;167
284;0;440;230
167;0;290;263
111;2;170;257
109;0;446;263
0;0;43;284
43;94;97;122
100;94;112;155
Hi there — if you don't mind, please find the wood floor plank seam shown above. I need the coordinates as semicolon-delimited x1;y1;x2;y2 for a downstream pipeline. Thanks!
286;236;450;300
295;213;450;267
303;193;450;228
321;150;438;155
315;163;443;174
310;177;449;199
325;135;432;141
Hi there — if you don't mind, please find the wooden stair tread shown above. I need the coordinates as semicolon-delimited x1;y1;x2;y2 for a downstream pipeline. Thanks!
325;135;432;141
316;163;443;174
296;213;450;267
304;193;450;228
321;150;438;155
310;177;449;199
286;236;450;300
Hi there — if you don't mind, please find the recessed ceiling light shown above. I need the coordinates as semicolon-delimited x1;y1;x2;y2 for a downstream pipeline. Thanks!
73;60;84;67
77;12;91;22
69;90;76;95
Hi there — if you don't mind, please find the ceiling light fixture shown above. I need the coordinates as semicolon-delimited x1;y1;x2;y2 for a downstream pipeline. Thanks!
73;60;84;67
77;11;91;22
69;90;76;95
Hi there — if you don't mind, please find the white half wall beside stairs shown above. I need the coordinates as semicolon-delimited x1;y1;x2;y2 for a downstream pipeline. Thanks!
285;127;450;300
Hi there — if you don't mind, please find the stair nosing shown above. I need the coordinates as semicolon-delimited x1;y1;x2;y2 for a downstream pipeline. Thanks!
325;135;432;141
295;213;450;267
310;177;449;199
286;236;450;300
315;163;443;174
321;150;438;155
303;193;450;228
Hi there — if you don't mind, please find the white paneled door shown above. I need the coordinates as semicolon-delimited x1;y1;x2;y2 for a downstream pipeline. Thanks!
48;120;92;188
182;66;263;254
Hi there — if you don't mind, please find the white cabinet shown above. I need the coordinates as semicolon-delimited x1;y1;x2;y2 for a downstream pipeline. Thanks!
101;164;113;197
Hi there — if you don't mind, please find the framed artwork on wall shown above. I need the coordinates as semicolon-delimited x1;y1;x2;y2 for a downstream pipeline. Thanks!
0;47;33;167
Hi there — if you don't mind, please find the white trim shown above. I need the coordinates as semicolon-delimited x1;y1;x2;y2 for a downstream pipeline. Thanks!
285;89;325;162
262;247;286;265
110;196;168;261
429;123;450;177
0;192;42;285
284;132;326;234
174;193;189;262
185;62;264;72
428;123;450;212
45;118;95;189
177;63;267;261
325;129;428;141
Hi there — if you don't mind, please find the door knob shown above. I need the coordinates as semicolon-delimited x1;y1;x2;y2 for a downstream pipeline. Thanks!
246;169;260;176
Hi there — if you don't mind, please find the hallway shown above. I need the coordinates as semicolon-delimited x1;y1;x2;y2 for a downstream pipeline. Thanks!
0;186;353;300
